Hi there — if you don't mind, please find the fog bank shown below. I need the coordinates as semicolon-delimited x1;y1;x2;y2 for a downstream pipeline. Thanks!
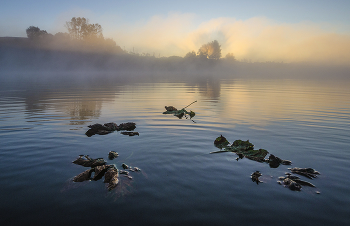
0;37;349;84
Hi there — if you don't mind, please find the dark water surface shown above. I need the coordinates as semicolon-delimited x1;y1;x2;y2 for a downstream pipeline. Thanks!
0;74;349;226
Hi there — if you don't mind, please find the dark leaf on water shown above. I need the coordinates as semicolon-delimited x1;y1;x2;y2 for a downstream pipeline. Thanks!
93;165;111;181
73;168;94;182
282;178;302;191
88;123;107;131
104;167;119;191
290;167;320;179
231;139;254;151
104;167;118;183
238;149;268;162
103;122;118;131
108;151;119;160
251;171;262;184
293;179;316;187
163;101;197;120
213;135;230;148
121;132;139;136
108;173;119;191
72;155;106;167
117;122;136;131
165;106;177;111
85;122;136;136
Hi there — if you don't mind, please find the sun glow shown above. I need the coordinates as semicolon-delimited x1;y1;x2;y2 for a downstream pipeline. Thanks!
107;14;350;65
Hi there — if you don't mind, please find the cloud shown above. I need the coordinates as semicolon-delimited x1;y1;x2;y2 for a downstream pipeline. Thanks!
107;13;350;65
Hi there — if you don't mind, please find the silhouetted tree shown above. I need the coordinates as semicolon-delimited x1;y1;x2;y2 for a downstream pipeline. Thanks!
184;51;196;59
65;17;103;41
54;32;70;40
26;26;49;39
197;40;221;60
101;38;124;53
225;53;236;61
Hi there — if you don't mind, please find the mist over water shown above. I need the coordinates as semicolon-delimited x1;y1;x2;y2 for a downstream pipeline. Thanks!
1;35;349;84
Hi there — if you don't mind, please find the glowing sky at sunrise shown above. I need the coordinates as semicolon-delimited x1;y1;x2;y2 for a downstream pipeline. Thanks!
1;0;350;64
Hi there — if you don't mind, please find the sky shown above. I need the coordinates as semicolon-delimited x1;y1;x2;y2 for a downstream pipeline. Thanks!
1;0;350;65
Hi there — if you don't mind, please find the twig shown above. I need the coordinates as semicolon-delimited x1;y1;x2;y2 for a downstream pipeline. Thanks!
183;100;197;109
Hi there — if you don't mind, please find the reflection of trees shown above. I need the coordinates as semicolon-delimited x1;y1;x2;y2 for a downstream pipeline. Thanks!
66;99;102;125
23;91;106;125
10;81;120;125
23;90;50;114
187;78;222;100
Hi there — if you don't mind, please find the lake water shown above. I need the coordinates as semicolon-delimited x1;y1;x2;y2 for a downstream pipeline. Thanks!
0;73;349;226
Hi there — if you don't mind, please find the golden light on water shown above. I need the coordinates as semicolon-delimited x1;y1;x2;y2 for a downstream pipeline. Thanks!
35;79;350;129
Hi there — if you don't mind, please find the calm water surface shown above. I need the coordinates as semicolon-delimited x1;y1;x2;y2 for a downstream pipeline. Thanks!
0;75;349;226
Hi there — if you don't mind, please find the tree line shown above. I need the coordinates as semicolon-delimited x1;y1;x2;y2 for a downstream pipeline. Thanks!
25;17;236;61
27;17;105;42
25;17;122;54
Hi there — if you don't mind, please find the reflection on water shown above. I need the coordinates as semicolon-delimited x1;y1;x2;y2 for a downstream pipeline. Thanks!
186;78;222;100
0;75;350;226
218;79;350;128
9;78;350;128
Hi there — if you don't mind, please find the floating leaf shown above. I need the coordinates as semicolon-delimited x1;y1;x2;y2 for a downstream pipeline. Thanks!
251;171;262;184
290;167;320;179
212;136;267;161
214;135;230;149
108;151;119;160
93;165;111;181
163;101;197;120
121;132;139;136
86;122;136;136
72;155;106;167
73;168;94;182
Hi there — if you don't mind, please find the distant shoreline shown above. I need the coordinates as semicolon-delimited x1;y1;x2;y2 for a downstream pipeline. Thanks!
1;36;349;80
